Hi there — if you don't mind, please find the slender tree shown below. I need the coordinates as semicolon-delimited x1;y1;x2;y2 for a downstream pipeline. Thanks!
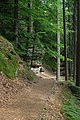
56;7;60;81
67;0;72;80
76;0;80;86
63;0;68;80
73;0;77;81
27;0;34;67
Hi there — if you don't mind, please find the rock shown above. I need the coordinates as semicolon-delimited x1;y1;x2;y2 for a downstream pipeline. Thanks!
40;67;45;72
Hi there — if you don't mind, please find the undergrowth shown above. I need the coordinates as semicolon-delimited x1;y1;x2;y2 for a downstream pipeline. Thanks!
59;86;80;120
18;62;34;81
0;35;34;81
0;36;18;79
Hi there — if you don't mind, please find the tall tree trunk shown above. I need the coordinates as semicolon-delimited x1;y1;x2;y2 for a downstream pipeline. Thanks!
73;1;77;81
67;1;72;80
27;0;34;67
63;0;68;81
13;0;18;47
76;0;80;86
30;1;34;67
56;8;60;81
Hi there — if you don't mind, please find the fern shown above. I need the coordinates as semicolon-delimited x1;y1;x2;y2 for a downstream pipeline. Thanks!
62;98;80;120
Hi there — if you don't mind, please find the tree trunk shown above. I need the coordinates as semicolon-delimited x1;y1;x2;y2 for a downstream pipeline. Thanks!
76;0;80;86
73;1;77;81
56;8;60;81
27;0;34;67
67;1;72;80
63;0;68;80
13;0;18;47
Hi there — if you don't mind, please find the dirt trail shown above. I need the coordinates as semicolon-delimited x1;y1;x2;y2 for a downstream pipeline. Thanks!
0;69;65;120
0;69;57;120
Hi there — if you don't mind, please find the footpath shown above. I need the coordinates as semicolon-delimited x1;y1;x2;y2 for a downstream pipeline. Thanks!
0;68;65;120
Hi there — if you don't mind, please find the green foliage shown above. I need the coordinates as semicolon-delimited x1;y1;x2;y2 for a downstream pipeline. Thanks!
62;99;80;120
18;62;34;81
43;53;57;71
0;0;64;72
0;36;18;79
27;75;34;81
25;65;34;81
15;42;28;56
60;87;80;120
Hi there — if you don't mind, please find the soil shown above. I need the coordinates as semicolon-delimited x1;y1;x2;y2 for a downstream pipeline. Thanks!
0;69;65;120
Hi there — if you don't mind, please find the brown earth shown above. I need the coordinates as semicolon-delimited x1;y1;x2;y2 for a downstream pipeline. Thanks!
0;69;65;120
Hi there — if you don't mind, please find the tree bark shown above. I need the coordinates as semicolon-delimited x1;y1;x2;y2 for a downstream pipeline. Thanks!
56;8;60;81
27;0;34;67
73;1;77;81
63;0;68;80
67;0;72;80
76;0;80;86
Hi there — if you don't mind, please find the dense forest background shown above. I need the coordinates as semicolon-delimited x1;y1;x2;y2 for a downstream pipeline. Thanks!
0;1;80;120
0;0;80;85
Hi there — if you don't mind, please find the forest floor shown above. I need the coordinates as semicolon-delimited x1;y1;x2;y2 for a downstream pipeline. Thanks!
0;68;65;120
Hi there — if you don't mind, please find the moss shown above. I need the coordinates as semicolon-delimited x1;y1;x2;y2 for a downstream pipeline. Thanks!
0;36;18;79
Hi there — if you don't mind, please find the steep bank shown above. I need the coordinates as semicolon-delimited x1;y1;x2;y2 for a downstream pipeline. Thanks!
0;36;18;79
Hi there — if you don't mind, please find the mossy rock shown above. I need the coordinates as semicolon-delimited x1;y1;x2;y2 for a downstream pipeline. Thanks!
0;36;18;79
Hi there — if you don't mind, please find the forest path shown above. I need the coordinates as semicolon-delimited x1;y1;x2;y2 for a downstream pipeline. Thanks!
0;68;64;120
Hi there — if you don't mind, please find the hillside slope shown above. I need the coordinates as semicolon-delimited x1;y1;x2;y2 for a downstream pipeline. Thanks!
0;36;18;79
